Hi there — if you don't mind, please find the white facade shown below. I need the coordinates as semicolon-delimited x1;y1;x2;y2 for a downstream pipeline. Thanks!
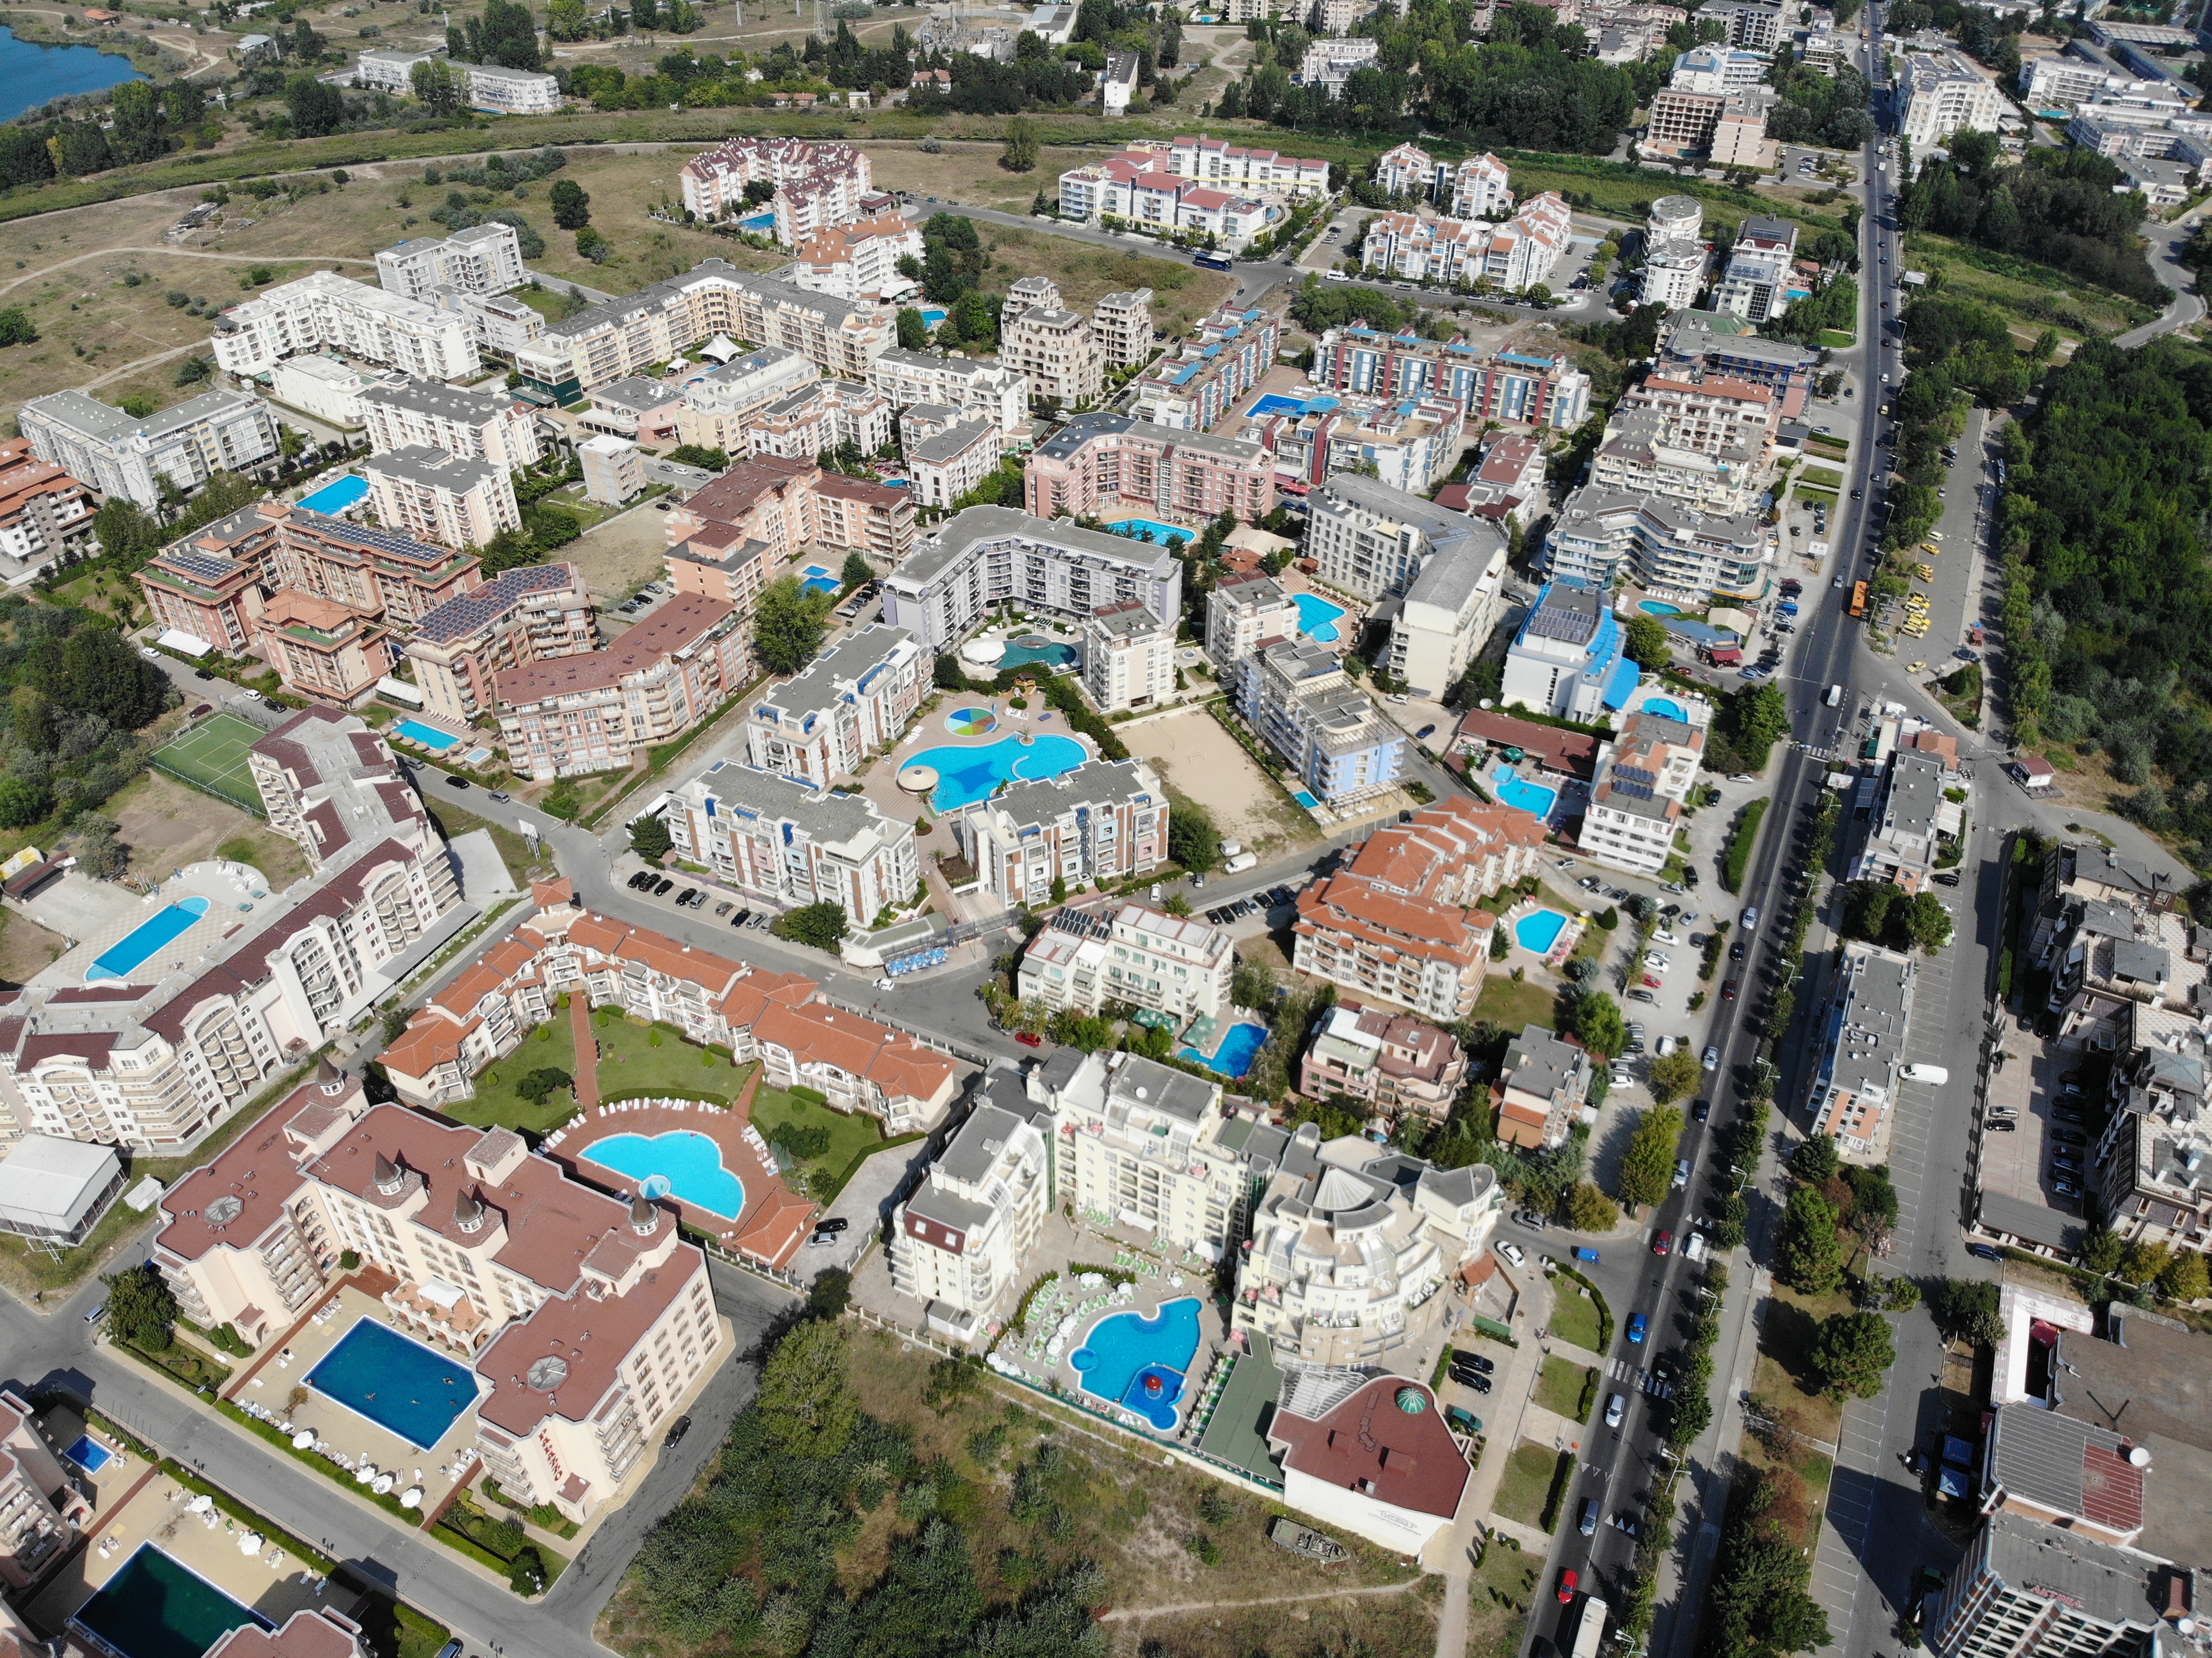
1081;599;1175;713
359;376;542;468
882;504;1182;653
1386;535;1511;699
354;46;434;90
1579;707;1706;875
20;388;279;512
364;444;521;548
664;759;919;926
1361;193;1573;291
1205;570;1300;670
375;223;526;302
1445;151;1513;219
1901;50;2007;147
744;623;926;786
460;61;561;113
865;348;1030;446
906;419;999;509
579;434;645;507
1039;1050;1244;1261
1306;472;1490;602
1299;37;1379;93
889;1102;1048;1321
213;271;480;381
675;344;822;456
269;356;371;426
785;215;923;303
1642;236;1708;310
1017;903;1234;1024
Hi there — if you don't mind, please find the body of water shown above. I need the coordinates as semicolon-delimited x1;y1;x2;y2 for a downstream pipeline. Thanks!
0;25;144;124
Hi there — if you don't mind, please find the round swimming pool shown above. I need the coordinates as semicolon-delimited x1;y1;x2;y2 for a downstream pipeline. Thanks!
1643;697;1687;723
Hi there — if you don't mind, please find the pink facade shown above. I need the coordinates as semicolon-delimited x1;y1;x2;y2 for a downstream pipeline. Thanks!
1023;413;1275;523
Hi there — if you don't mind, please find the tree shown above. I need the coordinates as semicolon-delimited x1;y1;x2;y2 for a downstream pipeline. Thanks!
549;177;591;229
1812;1310;1897;1399
101;1262;177;1353
896;306;930;350
1927;1277;2003;1347
1647;1049;1702;1106
756;1317;859;1457
1777;1184;1843;1293
547;0;590;38
840;550;874;588
1000;116;1039;172
1168;799;1221;873
629;814;672;860
1763;1592;1832;1656
775;902;849;953
1565;988;1627;1059
1790;1134;1840;1186
0;777;49;828
411;57;465;116
0;307;35;346
753;574;834;675
2159;1250;2210;1302
462;0;543;69
574;227;612;264
1564;1181;1619;1232
1899;890;1953;952
285;75;347;138
1615;1106;1684;1210
514;1067;573;1104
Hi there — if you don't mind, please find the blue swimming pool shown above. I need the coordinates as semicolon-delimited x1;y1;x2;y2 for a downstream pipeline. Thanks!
297;474;368;516
737;209;776;232
307;1318;478;1450
1638;600;1682;617
1249;393;1306;417
584;1130;746;1222
1179;1020;1268;1079
393;719;461;751
907;733;1088;809
63;1433;111;1473
1515;908;1570;953
919;306;947;327
798;562;840;594
1107;517;1194;547
1294;592;1346;643
1071;1297;1202;1431
87;897;211;983
997;636;1080;671
1294;789;1321;810
1643;697;1687;723
73;1545;267;1658
1492;767;1559;819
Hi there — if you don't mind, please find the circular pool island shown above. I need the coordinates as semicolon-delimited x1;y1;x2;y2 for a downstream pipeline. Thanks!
897;764;941;795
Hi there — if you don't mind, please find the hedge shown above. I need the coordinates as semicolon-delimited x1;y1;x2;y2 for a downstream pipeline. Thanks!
213;1399;426;1527
1720;797;1770;894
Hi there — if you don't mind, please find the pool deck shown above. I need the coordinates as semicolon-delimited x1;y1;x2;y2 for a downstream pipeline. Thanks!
1499;896;1590;971
541;1065;816;1270
29;860;271;990
867;692;1098;834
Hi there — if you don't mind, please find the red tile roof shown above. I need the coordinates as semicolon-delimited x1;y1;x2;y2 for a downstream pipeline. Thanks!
1270;1377;1469;1525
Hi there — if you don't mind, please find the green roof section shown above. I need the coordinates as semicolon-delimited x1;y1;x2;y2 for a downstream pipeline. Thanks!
1197;1333;1286;1486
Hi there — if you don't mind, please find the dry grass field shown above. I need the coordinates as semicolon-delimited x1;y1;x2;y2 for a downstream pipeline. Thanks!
104;767;310;889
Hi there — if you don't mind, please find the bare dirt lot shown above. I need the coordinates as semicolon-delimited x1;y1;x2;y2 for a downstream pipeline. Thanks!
567;501;677;603
106;768;310;890
0;907;68;989
1118;706;1318;855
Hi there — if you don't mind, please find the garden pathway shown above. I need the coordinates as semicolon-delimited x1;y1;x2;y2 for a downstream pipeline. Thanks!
567;995;601;1115
1100;1581;1428;1622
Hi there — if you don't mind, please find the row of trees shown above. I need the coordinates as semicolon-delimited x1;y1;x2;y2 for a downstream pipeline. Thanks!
1900;134;2163;304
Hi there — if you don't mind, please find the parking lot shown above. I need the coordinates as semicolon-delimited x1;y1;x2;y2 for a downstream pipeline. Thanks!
1976;1045;2097;1217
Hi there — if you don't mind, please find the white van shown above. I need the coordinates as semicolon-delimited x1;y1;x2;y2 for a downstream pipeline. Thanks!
1824;684;1846;707
1223;851;1259;875
1903;1064;1950;1084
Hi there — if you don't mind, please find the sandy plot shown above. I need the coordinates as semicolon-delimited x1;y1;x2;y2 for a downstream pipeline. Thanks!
0;908;68;989
106;768;310;890
1118;706;1319;853
568;501;678;602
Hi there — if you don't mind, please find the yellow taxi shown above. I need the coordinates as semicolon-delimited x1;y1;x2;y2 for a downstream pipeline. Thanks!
1916;563;1936;581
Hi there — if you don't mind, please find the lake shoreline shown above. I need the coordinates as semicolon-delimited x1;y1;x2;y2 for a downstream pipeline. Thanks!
0;13;151;124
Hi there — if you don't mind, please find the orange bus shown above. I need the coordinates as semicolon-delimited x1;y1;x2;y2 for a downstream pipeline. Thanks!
1849;580;1869;620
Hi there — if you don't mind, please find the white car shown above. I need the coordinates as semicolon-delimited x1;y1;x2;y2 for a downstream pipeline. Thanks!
1610;1068;1634;1089
1656;1035;1679;1058
1604;1393;1626;1428
1496;1240;1527;1268
1644;952;1672;971
1652;928;1680;946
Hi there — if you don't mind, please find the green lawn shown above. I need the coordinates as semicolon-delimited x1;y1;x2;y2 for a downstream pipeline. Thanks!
1550;1284;1603;1351
1800;466;1846;489
1493;1441;1565;1528
751;1082;904;1202
587;1008;744;1101
453;1017;582;1136
1535;1356;1597;1422
1470;972;1559;1034
1794;485;1841;506
1818;329;1856;349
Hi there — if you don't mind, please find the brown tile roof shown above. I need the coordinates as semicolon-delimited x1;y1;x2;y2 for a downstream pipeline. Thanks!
204;1610;366;1658
815;472;906;508
680;454;815;526
157;1078;364;1262
1270;1375;1469;1524
494;593;734;703
752;1000;957;1105
1453;710;1601;779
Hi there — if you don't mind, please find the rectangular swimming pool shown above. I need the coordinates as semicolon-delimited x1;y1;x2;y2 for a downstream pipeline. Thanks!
296;474;368;516
392;719;461;752
308;1317;479;1449
87;897;211;982
72;1544;267;1658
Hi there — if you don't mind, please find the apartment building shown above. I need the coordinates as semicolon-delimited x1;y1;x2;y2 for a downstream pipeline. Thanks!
459;61;561;112
254;588;394;706
744;623;926;786
1643;234;1708;312
579;434;644;507
865;349;1031;444
1711;214;1800;325
1360;194;1573;291
1245;392;1466;496
1498;579;1640;720
1036;1049;1248;1259
1580;708;1706;876
1082;599;1175;713
1810;940;1916;1157
1018;902;1233;1025
747;379;893;463
0;1386;89;1591
1901;49;2007;147
1305;472;1492;602
1131;305;1283;431
1590;408;1763;515
270;355;372;426
364;446;521;550
1495;1024;1593;1148
212;271;481;381
1374;140;1435;197
353;45;435;89
1054;155;1272;243
1656;308;1817;396
1023;412;1275;525
786;214;923;304
426;286;546;359
1668;41;1769;91
1001;278;1105;409
891;1102;1048;1325
955;757;1171;907
1237;638;1406;807
1849;747;1955;893
1701;0;1781;49
1093;288;1155;370
22;388;281;512
817;471;916;566
1299;998;1468;1125
1977;1405;2147;1549
1205;569;1301;671
668;454;908;579
677;137;874;248
1443;151;1514;219
0;438;95;580
907;418;1001;509
1235;1139;1498;1367
155;1083;719;1524
496;594;750;779
1386;533;1511;700
1544;486;1770;605
2092;1024;2212;1259
1310;329;1591;429
664;758;920;926
359;376;543;468
514;261;891;403
407;562;595;725
1299;36;1379;91
883;505;1184;652
1448;431;1549;530
1930;1514;2191;1658
1292;798;1544;1020
375;222;525;302
0;708;463;1149
1163;133;1332;196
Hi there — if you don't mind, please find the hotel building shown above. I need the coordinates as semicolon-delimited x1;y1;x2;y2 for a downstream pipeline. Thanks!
1205;569;1301;671
1018;902;1234;1025
883;506;1183;653
1299;999;1468;1126
406;562;596;725
786;214;923;304
1236;638;1406;807
0;437;97;579
1360;194;1573;291
955;758;1170;908
674;345;822;455
1023;412;1274;525
21;388;281;513
375;222;526;302
212;271;481;381
1131;305;1281;431
1082;599;1175;714
664;760;921;928
358;377;543;469
889;1101;1048;1326
677;137;874;247
866;349;1031;446
1809;940;1917;1158
1580;708;1706;876
364;446;521;550
1309;329;1591;430
743;623;927;786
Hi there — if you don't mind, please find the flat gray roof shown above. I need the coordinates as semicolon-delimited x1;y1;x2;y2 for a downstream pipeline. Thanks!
895;504;1180;591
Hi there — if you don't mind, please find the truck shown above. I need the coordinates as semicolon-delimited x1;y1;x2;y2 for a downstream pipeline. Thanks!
1223;852;1259;874
1571;1594;1610;1658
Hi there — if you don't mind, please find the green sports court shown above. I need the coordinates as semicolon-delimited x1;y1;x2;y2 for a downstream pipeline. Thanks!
151;712;266;816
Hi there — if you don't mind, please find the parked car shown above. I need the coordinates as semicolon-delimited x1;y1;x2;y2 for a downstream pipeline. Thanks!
444;774;471;790
1627;1312;1649;1343
1628;989;1658;1005
1987;1118;2016;1132
1968;1243;2003;1262
663;1415;692;1447
1454;1371;1493;1395
1015;1032;1043;1047
652;877;674;896
1933;871;1962;886
1722;980;1739;1000
1496;1240;1526;1267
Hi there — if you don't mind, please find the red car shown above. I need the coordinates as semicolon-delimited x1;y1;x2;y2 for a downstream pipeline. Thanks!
1722;979;1739;1001
1015;1032;1043;1048
1641;974;1663;989
1557;1569;1579;1605
1652;1229;1674;1256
